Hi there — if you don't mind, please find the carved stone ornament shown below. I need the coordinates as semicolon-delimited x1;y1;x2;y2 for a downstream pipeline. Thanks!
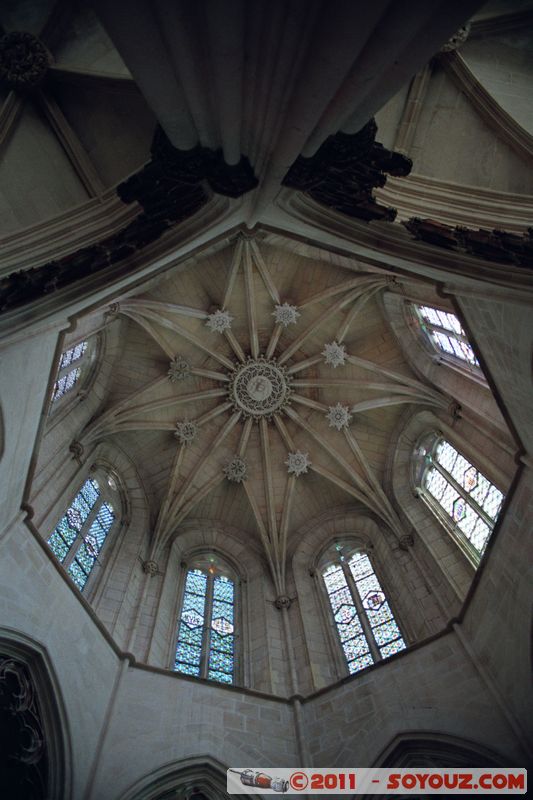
326;402;352;431
69;440;84;462
285;451;311;477
168;355;191;382
272;303;300;327
223;456;248;483
0;31;51;90
205;309;234;334
399;535;414;551
228;357;291;420
441;23;471;52
322;341;347;368
274;595;292;610
174;420;198;444
283;118;412;222
142;560;159;576
0;656;47;798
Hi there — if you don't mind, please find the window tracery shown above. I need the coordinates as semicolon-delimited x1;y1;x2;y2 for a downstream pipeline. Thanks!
174;562;236;684
416;436;504;559
413;304;479;368
51;341;89;402
321;543;406;675
46;474;116;590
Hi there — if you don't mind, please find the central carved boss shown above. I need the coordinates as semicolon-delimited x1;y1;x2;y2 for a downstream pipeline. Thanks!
228;358;291;419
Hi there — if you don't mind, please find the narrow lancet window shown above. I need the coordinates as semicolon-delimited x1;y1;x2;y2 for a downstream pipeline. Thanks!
414;305;479;367
175;566;235;684
51;341;89;402
47;477;115;590
322;546;406;675
419;438;504;558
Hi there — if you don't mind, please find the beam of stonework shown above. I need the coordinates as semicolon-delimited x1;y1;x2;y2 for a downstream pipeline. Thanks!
159;411;242;542
222;238;243;309
279;475;296;588
242;479;280;593
0;92;25;154
119;310;175;358
48;65;136;91
37;92;106;197
439;51;533;164
120;299;208;320
259;418;280;564
393;64;432;156
224;329;246;363
278;288;361;365
335;284;386;342
249;240;280;304
122;306;235;369
244;241;259;358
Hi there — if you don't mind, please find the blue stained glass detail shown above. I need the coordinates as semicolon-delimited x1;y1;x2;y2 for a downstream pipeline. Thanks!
175;570;236;683
59;341;87;369
67;559;88;590
47;478;101;564
175;570;207;678
348;653;374;674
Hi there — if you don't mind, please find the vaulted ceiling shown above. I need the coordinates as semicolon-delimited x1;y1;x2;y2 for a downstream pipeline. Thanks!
75;234;453;592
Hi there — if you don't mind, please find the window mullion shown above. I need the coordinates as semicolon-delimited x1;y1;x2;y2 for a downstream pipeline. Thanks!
63;499;101;571
342;561;380;663
433;462;494;528
201;574;214;680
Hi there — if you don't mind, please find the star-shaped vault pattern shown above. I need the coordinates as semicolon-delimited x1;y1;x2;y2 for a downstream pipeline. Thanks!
81;235;450;596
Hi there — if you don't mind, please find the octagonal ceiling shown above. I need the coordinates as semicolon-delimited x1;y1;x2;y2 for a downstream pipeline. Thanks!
78;234;451;594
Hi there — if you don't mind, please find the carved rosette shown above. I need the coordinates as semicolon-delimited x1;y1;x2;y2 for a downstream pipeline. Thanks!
227;357;292;421
285;451;311;477
274;595;292;610
223;456;248;483
326;403;352;431
0;32;51;90
168;355;191;382
441;23;471;52
142;560;159;575
322;341;347;368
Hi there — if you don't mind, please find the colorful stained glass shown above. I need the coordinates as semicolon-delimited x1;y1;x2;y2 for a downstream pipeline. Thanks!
323;550;405;675
175;570;207;677
349;551;406;659
52;341;89;402
47;478;100;563
416;305;479;367
175;570;236;684
423;438;505;556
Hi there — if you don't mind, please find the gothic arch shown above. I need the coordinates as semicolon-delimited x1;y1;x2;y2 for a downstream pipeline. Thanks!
380;290;506;433
117;755;236;800
0;628;73;800
146;522;265;686
291;507;429;692
371;731;510;767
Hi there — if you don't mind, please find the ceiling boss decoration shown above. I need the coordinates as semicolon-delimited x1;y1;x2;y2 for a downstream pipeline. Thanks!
78;235;452;594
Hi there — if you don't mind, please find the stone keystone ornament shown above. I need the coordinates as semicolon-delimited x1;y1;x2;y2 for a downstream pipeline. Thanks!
285;451;311;477
272;303;300;327
168;355;191;382
322;341;347;368
326;402;352;430
205;308;234;333
174;420;198;444
223;456;248;483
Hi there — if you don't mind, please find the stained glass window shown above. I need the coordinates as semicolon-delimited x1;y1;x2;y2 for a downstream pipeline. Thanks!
322;548;406;675
51;341;89;402
174;568;235;685
46;476;116;590
421;438;504;558
414;305;479;368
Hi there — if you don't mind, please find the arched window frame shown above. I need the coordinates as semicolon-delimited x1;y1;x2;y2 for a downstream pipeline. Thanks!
413;432;505;566
45;465;122;595
408;302;485;382
317;539;407;677
48;333;101;416
172;553;241;686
